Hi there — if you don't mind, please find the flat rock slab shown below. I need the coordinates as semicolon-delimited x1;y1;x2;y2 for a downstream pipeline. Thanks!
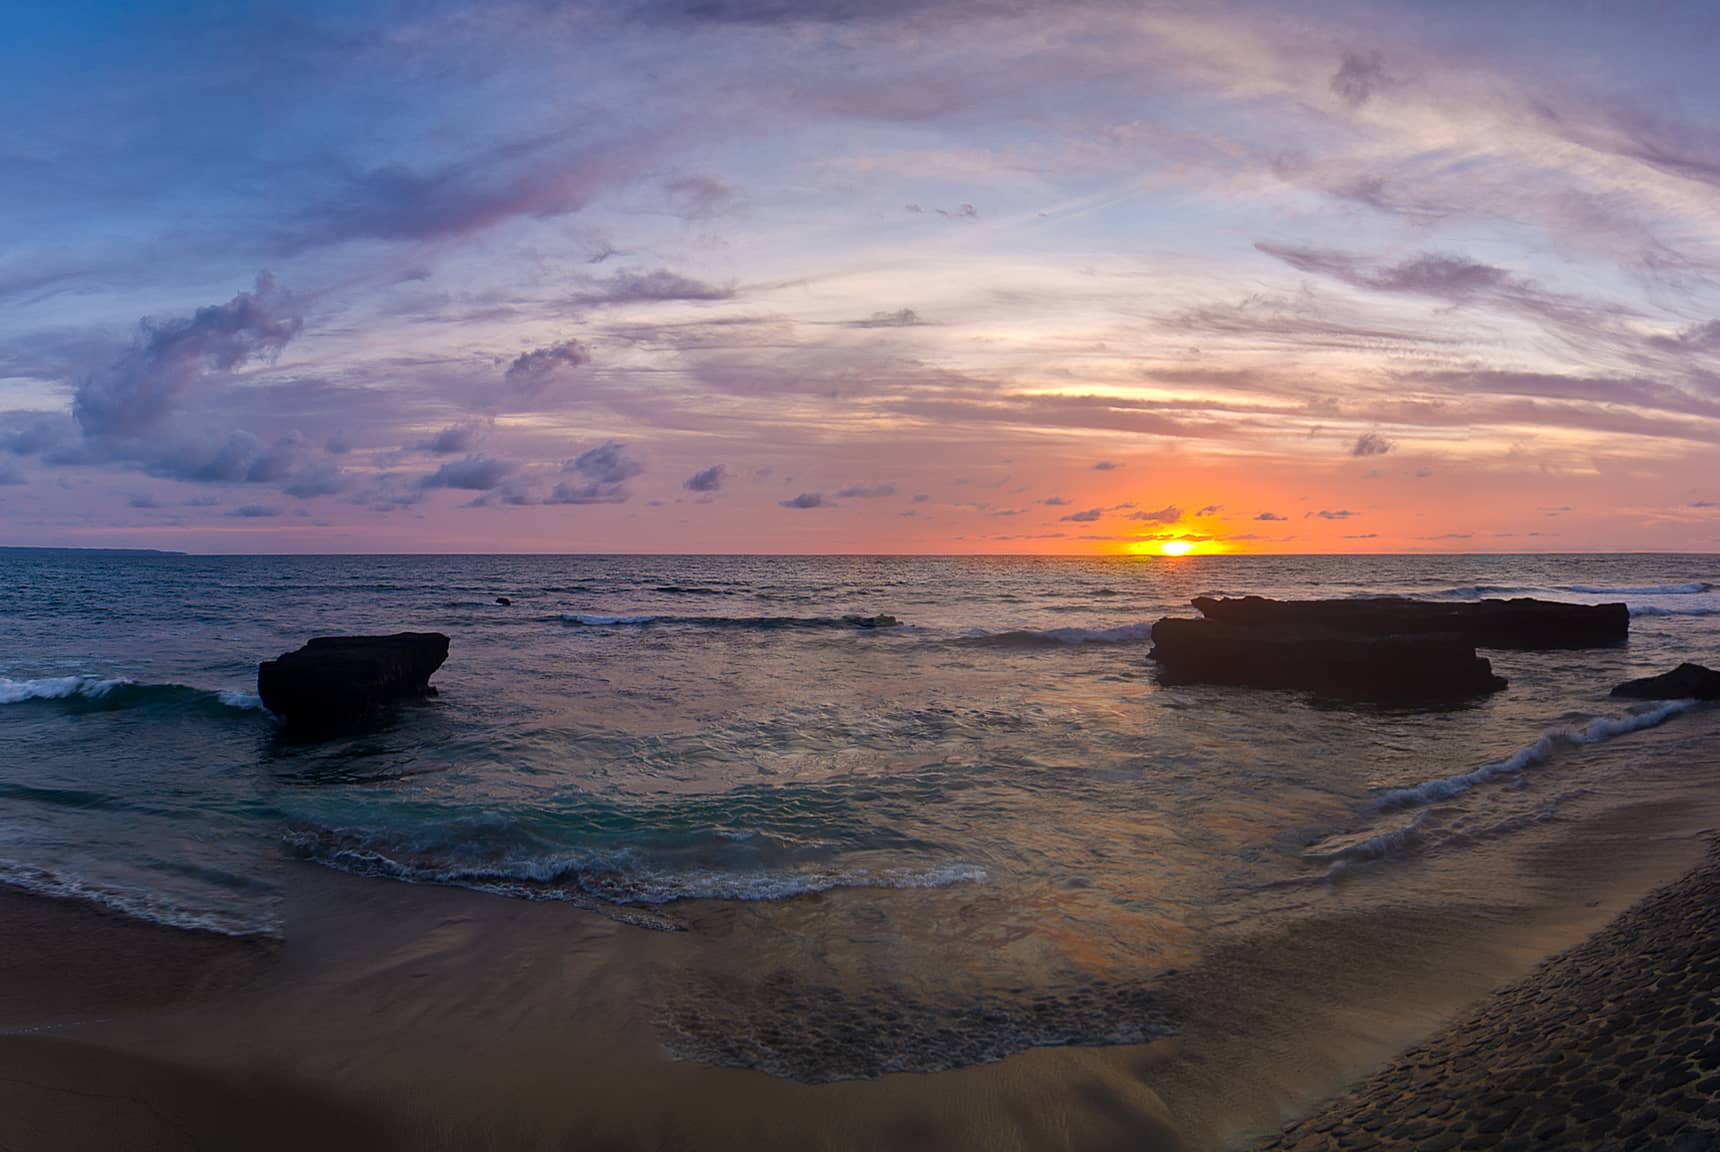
1613;662;1720;700
1150;618;1506;702
1258;842;1720;1151
258;633;449;731
1193;596;1628;650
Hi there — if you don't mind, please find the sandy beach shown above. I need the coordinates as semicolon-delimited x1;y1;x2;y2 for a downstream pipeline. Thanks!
6;726;1720;1152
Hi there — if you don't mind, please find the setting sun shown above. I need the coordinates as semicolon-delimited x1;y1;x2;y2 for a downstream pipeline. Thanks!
1159;540;1194;556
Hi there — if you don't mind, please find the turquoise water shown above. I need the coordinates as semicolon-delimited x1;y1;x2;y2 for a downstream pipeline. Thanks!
2;552;1717;1070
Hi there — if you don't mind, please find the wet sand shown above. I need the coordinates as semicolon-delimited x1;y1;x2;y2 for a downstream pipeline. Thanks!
5;740;1720;1150
1259;839;1720;1151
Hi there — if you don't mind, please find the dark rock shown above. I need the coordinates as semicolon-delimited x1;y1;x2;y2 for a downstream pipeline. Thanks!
258;633;449;730
843;614;899;628
1150;617;1506;701
495;596;512;606
1611;663;1720;700
1191;596;1628;650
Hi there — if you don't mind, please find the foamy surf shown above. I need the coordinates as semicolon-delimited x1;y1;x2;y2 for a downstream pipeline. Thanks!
0;858;280;937
1374;699;1700;811
954;621;1156;647
0;675;133;703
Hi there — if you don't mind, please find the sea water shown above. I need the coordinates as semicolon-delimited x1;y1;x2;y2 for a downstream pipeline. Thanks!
2;552;1717;1071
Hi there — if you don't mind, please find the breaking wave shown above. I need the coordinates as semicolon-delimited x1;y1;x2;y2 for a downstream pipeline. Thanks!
1565;582;1711;595
560;613;902;629
1629;605;1720;617
1374;699;1700;811
0;676;272;716
953;622;1156;648
285;821;983;928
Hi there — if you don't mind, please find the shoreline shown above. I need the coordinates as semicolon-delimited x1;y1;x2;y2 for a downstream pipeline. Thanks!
1259;837;1720;1150
5;764;1720;1150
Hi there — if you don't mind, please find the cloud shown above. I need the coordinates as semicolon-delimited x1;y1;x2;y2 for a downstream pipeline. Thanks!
227;503;282;518
835;482;895;498
684;464;726;492
1255;511;1288;521
1309;509;1358;520
780;491;828;509
1329;49;1387;107
1344;532;1380;540
73;273;302;439
588;268;735;305
281;461;347;498
1060;507;1104;522
547;441;643;504
912;493;929;502
1195;504;1222;516
1351;432;1395;457
127;493;158;508
0;461;26;486
936;203;978;219
1126;505;1181;523
503;339;590;400
1257;244;1509;300
849;308;923;328
1043;496;1070;506
420;423;486;454
0;411;75;456
664;175;733;220
1092;460;1122;471
421;455;515;491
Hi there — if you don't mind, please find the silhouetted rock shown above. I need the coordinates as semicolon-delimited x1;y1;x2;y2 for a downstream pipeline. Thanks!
1611;662;1720;700
1191;595;1627;650
495;596;512;606
1150;617;1506;701
258;633;449;730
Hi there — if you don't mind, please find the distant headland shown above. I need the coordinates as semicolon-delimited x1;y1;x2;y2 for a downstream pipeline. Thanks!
0;546;187;557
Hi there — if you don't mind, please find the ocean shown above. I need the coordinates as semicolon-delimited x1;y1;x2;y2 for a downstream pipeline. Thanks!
3;551;1718;1079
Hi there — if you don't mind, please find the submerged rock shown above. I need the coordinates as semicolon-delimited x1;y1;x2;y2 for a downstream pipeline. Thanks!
1150;617;1506;701
1190;595;1627;650
495;596;512;606
258;633;449;730
1611;662;1720;700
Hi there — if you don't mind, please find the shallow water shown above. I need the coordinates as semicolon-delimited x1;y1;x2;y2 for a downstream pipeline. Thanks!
2;551;1716;1075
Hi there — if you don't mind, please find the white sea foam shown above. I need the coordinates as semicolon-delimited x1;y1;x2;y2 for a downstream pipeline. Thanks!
0;676;131;704
284;828;985;908
562;613;660;626
1375;699;1700;811
1566;582;1711;595
0;859;279;937
216;690;269;711
1628;605;1720;617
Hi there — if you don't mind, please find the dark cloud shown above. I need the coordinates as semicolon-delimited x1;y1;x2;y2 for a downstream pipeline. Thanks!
127;493;159;508
684;463;725;492
0;411;75;456
1330;50;1388;107
548;441;643;504
1255;511;1288;521
1309;509;1358;520
73;273;302;439
0;461;26;486
587;268;735;305
1196;504;1222;516
292;137;641;250
503;339;590;400
835;482;895;498
1257;244;1509;300
281;461;347;498
420;422;487;454
1351;432;1395;457
664;175;734;220
1127;505;1181;523
1060;507;1104;522
848;308;923;328
227;503;282;518
912;493;929;502
1043;496;1069;506
1091;461;1122;471
780;491;828;509
421;455;516;491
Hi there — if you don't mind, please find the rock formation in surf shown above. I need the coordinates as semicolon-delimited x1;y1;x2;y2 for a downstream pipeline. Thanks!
1150;616;1506;701
258;633;450;730
1189;596;1628;650
1611;662;1720;700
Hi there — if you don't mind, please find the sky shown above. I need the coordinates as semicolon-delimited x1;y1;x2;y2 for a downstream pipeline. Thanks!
2;0;1719;555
